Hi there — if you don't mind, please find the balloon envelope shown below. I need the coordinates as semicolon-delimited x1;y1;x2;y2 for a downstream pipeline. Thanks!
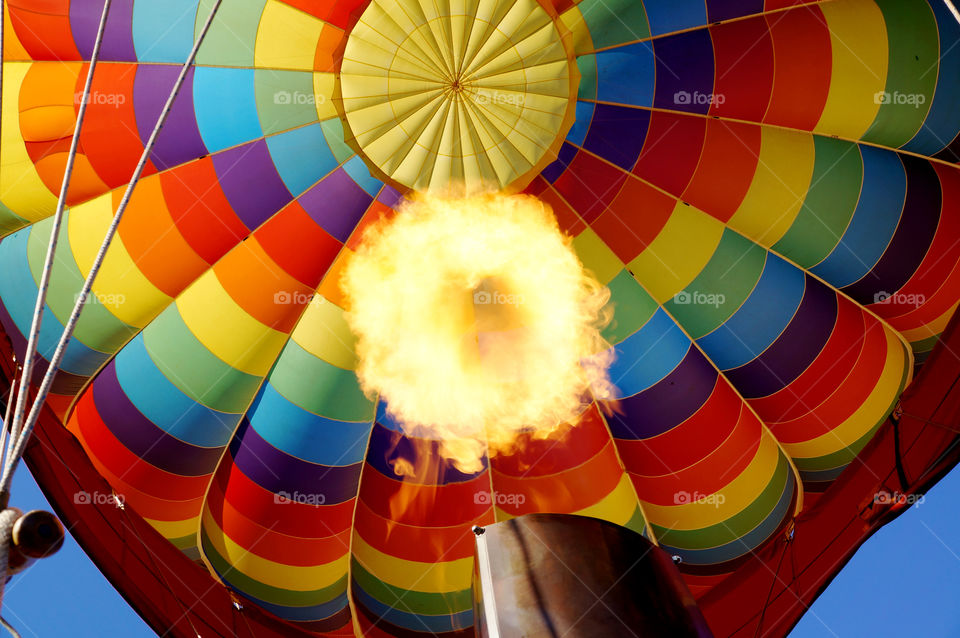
1;0;960;636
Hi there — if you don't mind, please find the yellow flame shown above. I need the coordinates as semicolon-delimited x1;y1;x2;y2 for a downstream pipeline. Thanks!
341;192;615;474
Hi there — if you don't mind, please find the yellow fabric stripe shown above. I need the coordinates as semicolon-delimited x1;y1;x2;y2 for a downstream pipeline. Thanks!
91;238;171;328
313;73;338;120
787;327;908;459
492;473;637;524
572;227;623;285
728;128;815;247
814;0;888;139
559;7;595;56
0;62;57;225
573;473;638;525
68;194;114;276
201;508;348;591
640;432;782;530
67;190;165;329
254;0;324;71
147;515;200;541
291;295;358;369
177;271;288;376
899;301;959;344
627;202;724;304
351;533;473;594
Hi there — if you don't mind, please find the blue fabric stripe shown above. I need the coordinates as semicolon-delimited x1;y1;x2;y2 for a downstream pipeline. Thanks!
608;309;689;398
248;383;372;466
697;253;805;371
595;42;656;107
266;123;339;197
811;146;905;287
0;229;105;375
193;67;263;152
132;0;200;63
114;334;239;448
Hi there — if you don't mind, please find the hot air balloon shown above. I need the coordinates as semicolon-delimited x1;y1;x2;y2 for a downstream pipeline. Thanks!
1;0;960;636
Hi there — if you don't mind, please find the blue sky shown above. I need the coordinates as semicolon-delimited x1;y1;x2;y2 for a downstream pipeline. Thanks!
1;462;959;637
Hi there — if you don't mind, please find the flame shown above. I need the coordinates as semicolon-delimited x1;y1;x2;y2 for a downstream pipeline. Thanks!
341;192;615;474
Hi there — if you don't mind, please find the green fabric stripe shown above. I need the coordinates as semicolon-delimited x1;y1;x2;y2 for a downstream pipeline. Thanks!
773;137;863;269
169;533;198;551
320;119;355;164
195;0;266;66
201;529;348;607
576;0;650;49
650;450;790;550
666;230;765;339
623;506;648;537
351;559;472;616
144;307;262;413
27;217;137;353
254;69;318;135
576;55;598;101
603;270;658;345
862;0;938;147
910;332;940;354
0;200;28;239
270;339;375;422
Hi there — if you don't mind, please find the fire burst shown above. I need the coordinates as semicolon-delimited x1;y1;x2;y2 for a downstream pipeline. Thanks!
341;193;616;474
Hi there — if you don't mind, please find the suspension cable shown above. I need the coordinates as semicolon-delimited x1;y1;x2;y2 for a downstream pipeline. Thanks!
3;0;113;489
0;0;224;499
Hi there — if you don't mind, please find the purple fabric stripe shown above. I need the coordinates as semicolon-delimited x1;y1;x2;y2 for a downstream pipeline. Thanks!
365;421;486;484
134;66;207;171
706;0;764;23
298;168;373;242
92;360;221;476
377;185;406;209
70;0;136;62
725;277;838;399
228;419;362;504
606;349;717;440
653;30;716;115
582;104;651;170
0;295;86;394
842;155;942;304
211;140;293;231
541;142;578;183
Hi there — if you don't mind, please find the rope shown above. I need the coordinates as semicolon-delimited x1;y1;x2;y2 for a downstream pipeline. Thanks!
0;508;20;638
4;0;113;479
0;0;224;499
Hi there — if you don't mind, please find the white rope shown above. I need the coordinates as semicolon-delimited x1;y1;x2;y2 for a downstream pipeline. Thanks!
3;0;113;482
946;0;960;26
0;365;18;469
0;0;224;498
